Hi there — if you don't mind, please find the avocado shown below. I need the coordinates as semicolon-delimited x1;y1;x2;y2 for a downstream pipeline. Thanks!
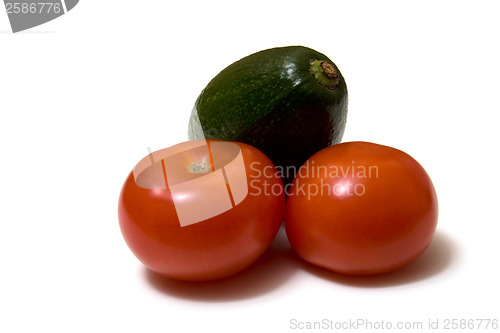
188;45;348;185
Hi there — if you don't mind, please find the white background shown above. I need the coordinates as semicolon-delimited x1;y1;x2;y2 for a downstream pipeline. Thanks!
1;1;499;332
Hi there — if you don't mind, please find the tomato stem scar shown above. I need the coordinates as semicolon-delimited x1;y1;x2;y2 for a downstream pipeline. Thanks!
188;161;210;173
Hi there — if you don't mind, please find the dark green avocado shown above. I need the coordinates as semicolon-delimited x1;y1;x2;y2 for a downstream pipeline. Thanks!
188;45;348;185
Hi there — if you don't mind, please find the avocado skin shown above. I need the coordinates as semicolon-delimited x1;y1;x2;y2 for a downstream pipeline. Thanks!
189;46;348;185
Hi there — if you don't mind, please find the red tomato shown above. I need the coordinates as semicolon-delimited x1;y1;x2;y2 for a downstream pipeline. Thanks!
118;140;284;281
285;141;438;275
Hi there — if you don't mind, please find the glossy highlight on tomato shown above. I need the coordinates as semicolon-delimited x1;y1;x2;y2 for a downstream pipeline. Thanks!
285;141;438;275
118;140;285;281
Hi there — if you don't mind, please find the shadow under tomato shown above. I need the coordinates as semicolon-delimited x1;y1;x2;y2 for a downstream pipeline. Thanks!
145;229;458;298
296;230;459;288
144;226;299;302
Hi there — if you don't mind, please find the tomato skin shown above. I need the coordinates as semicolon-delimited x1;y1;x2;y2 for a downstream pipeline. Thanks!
285;141;438;275
118;140;284;281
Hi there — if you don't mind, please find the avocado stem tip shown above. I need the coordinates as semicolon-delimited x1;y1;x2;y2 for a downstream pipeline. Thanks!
310;59;339;90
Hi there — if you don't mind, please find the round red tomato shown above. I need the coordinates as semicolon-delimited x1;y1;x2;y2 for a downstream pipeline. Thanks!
285;141;438;275
118;139;284;281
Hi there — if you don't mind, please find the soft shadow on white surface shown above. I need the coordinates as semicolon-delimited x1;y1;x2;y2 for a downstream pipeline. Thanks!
144;229;457;299
144;226;299;302
297;230;458;288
